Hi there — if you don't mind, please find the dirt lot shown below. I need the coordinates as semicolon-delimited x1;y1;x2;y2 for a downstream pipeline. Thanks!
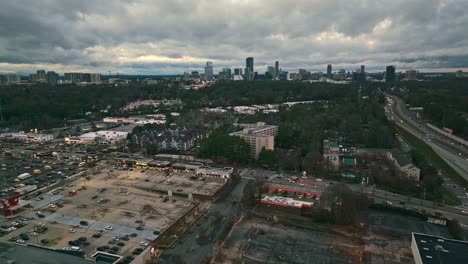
217;218;361;264
363;210;447;264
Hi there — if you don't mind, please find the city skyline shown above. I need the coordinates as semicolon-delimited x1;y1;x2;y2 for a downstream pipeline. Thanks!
1;1;468;75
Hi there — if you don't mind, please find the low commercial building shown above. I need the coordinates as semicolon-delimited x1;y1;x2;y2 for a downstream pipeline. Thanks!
0;132;54;143
411;232;468;264
113;158;233;179
103;117;166;125
64;131;128;145
0;242;94;264
230;122;278;159
195;166;234;179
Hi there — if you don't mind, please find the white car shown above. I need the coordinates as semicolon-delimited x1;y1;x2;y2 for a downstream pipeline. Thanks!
140;242;149;247
69;229;76;233
105;225;113;230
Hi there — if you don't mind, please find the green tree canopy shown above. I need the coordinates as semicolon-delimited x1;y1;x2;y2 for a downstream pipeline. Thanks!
257;148;277;168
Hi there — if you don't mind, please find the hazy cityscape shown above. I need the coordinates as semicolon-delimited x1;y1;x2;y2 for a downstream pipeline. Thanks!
1;1;468;264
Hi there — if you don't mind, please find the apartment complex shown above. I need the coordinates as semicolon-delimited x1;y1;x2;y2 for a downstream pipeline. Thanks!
230;122;278;159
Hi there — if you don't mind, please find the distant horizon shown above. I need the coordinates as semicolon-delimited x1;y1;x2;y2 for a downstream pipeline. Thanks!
8;67;468;77
1;1;468;75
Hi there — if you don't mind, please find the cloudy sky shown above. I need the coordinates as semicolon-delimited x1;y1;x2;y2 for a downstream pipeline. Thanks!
1;0;468;75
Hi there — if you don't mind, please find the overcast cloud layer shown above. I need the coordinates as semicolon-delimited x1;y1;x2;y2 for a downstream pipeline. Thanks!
1;0;468;75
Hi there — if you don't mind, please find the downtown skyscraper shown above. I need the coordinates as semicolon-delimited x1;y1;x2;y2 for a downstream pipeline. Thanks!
205;61;213;81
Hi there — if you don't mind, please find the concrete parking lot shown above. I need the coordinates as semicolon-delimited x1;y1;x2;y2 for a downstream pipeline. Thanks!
0;165;202;258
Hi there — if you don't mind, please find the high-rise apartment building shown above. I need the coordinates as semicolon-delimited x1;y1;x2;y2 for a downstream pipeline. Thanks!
90;73;101;83
36;70;47;83
230;122;278;159
0;73;20;85
46;71;59;86
386;65;396;83
64;72;83;83
204;61;213;81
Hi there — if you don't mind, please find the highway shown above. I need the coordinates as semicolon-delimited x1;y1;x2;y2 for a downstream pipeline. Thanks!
385;94;468;182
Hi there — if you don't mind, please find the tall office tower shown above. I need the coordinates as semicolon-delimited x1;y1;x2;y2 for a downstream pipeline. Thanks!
385;65;396;83
267;66;275;79
204;61;213;81
36;70;47;83
275;61;279;79
223;68;232;80
327;64;332;79
234;68;242;76
46;71;59;86
246;57;254;78
218;71;225;80
360;65;366;81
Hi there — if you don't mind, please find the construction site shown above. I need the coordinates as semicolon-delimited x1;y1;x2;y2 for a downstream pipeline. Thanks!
215;218;361;264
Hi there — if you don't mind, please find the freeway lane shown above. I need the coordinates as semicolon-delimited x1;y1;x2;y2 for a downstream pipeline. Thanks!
387;94;468;159
348;184;468;226
386;94;468;181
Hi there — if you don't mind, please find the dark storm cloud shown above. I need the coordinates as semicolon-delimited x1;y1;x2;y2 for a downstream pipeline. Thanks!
0;0;467;74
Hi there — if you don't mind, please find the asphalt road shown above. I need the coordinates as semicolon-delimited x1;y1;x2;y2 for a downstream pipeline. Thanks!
386;95;468;158
386;94;468;181
161;170;249;263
